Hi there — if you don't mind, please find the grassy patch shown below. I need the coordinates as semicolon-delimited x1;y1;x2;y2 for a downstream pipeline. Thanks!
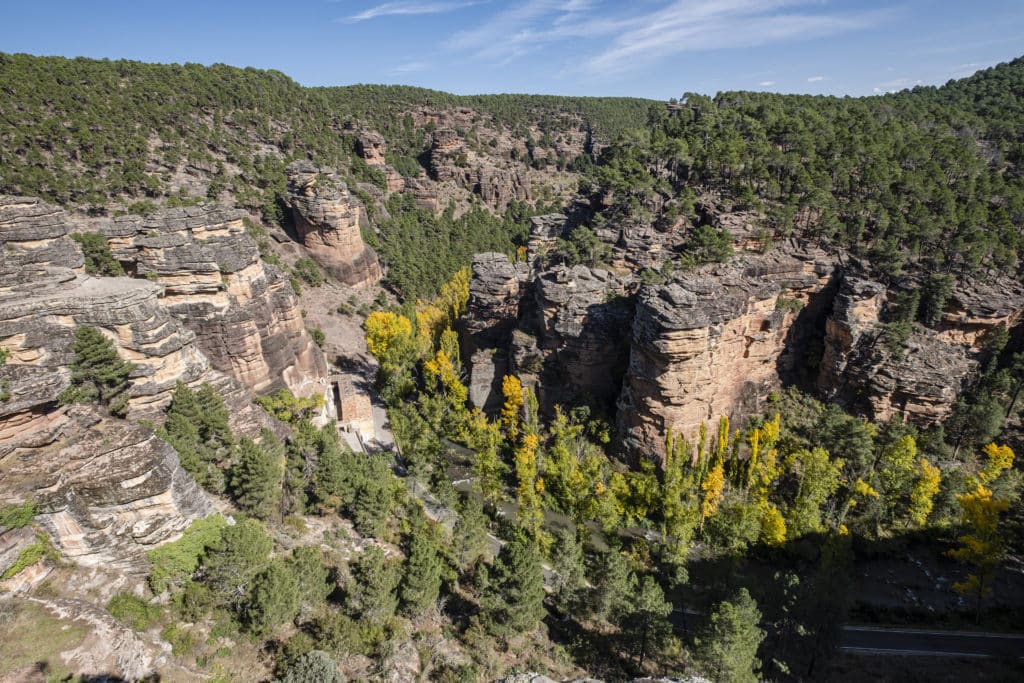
0;601;88;680
107;593;162;632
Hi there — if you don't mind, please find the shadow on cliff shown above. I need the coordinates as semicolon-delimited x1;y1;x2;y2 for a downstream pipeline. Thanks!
775;270;839;392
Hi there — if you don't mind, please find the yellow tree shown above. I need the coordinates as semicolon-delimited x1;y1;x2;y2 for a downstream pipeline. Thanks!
501;375;524;444
907;457;941;528
980;443;1014;484
364;311;414;366
459;408;505;505
948;484;1010;623
515;433;544;538
700;464;726;533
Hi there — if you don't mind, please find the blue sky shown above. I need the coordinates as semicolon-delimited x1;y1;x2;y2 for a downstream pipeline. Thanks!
2;1;1023;98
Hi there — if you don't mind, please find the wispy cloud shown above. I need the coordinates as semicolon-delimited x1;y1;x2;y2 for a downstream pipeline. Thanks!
758;80;776;86
806;75;825;82
344;1;482;23
581;1;886;76
443;1;887;77
390;61;431;74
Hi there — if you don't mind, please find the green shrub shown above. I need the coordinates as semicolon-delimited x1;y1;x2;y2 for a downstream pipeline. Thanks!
0;501;37;529
0;533;57;580
147;514;228;593
307;327;326;349
107;593;162;631
71;232;125;276
292;258;325;287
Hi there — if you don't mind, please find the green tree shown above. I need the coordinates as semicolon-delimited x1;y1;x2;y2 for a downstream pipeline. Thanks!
453;495;491;571
481;531;546;636
288;546;333;619
695;587;766;683
346;545;399;622
203;518;273;605
400;513;444;616
589;548;635;623
58;326;135;417
549;526;586;613
245;558;300;636
71;232;125;276
616;575;673;668
230;431;285;520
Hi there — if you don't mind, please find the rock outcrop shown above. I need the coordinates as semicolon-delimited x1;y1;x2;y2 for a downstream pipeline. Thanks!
817;270;1024;426
284;161;383;288
97;203;336;425
8;408;213;569
618;246;834;464
461;253;529;410
529;265;632;409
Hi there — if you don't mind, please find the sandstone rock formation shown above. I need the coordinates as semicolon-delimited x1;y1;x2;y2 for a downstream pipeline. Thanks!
461;252;529;410
8;407;213;569
97;203;335;425
618;246;834;464
284;161;383;288
0;194;286;567
817;270;1024;426
529;265;632;409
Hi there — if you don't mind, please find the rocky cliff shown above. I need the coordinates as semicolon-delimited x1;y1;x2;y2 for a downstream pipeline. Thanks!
817;270;1024;425
284;161;383;288
0;195;236;567
617;246;835;463
95;203;336;425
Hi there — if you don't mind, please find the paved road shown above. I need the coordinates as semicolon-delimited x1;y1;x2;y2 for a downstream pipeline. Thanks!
840;625;1024;658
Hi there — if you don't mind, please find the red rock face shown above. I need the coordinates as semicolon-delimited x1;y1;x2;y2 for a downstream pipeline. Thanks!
284;161;383;289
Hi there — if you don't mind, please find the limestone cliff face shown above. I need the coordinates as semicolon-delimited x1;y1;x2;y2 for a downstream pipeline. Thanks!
530;265;632;409
0;195;233;567
428;129;531;209
817;271;1024;426
97;203;335;425
10;408;213;569
284;161;383;288
461;252;529;410
617;247;834;464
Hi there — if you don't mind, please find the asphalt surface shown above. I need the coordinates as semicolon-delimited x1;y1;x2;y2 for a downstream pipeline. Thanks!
840;625;1024;658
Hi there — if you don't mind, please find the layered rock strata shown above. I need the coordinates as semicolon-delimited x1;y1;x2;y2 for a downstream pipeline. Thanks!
97;203;335;425
618;247;834;464
461;252;529;410
284;161;383;288
817;271;1024;425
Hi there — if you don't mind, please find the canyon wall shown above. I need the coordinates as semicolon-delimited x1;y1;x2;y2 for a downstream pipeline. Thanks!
284;161;383;289
97;203;336;425
617;246;834;463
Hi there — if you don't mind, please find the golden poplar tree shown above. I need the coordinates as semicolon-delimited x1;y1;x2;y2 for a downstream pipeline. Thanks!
948;484;1010;622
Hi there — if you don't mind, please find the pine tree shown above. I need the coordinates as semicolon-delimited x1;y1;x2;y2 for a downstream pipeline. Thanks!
59;325;135;417
245;558;300;636
549;526;586;613
347;545;399;622
230;431;285;520
589;549;635;623
400;512;444;616
288;546;332;619
453;495;491;570
616;575;673;668
481;531;546;636
695;587;765;683
203;518;272;605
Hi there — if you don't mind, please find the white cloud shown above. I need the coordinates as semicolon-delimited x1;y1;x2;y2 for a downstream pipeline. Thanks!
391;61;430;73
758;80;776;86
806;75;825;82
580;1;887;76
345;1;482;23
